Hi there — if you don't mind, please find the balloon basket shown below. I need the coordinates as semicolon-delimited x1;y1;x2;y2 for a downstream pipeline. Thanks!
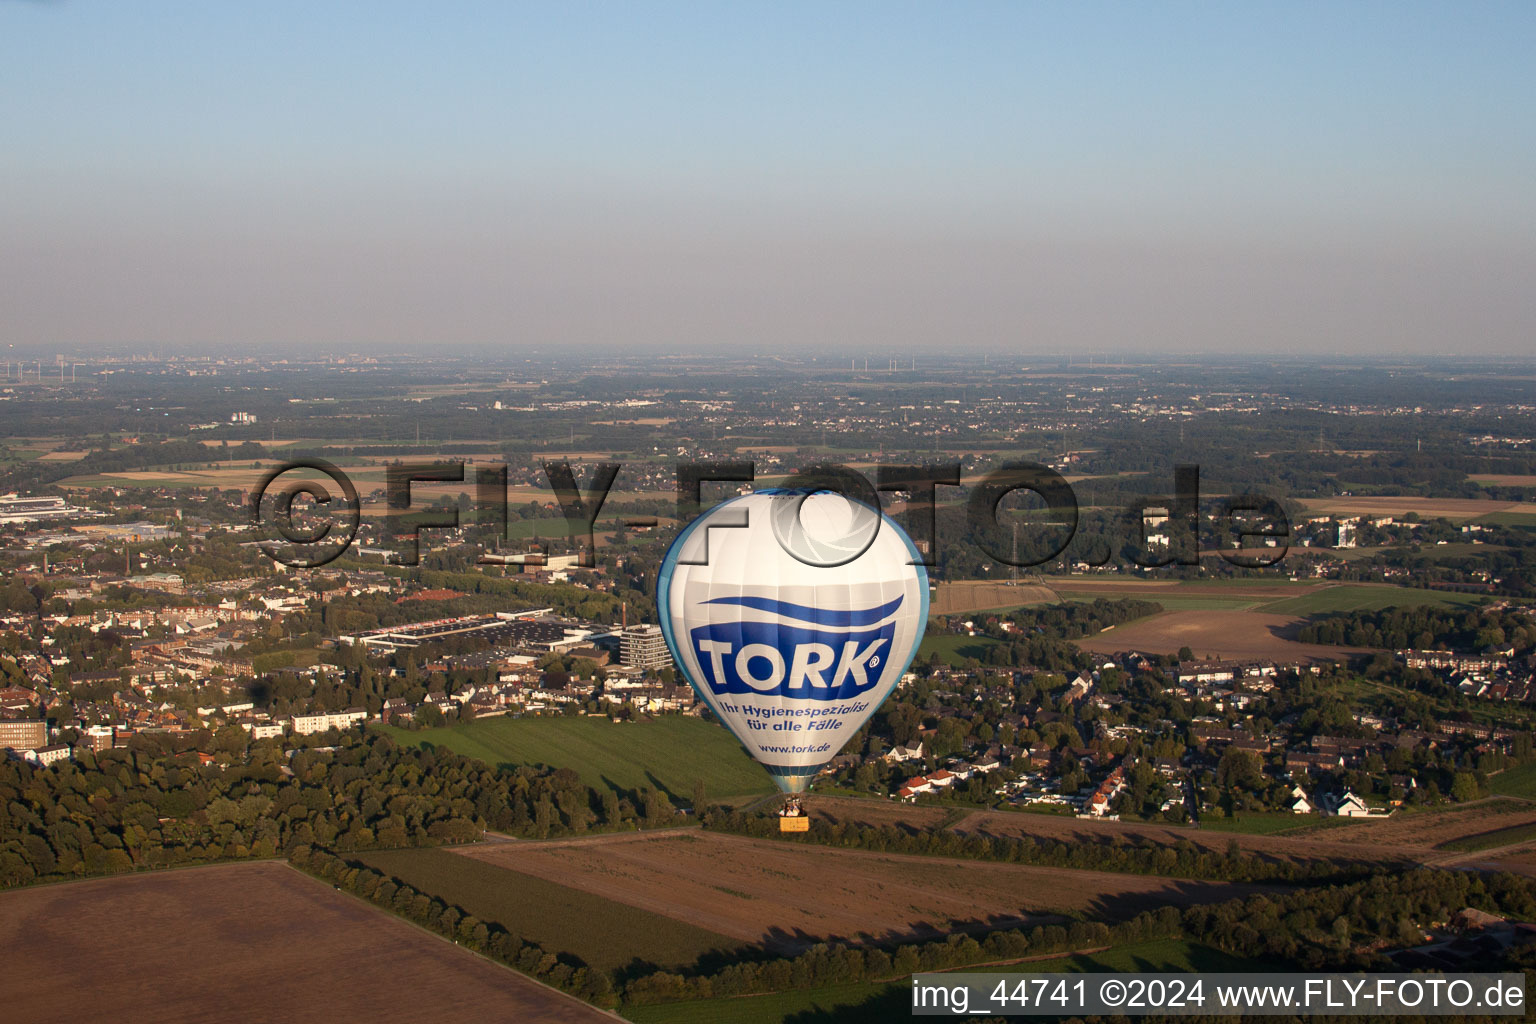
777;794;809;832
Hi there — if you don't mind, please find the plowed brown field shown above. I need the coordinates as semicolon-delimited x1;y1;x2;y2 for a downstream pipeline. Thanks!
456;830;1272;952
811;797;1536;871
0;861;607;1024
1074;610;1369;661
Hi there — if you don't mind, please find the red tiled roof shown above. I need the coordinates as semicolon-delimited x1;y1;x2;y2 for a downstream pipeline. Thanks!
397;589;463;603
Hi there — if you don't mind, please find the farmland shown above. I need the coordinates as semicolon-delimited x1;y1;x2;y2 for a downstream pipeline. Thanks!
453;829;1274;953
1045;578;1483;615
1036;580;1489;660
620;939;1261;1024
0;861;609;1024
55;458;672;505
1437;822;1536;854
1073;609;1374;662
1491;763;1536;800
1335;799;1536;851
357;845;744;973
930;581;1057;616
811;798;956;834
1255;585;1484;616
943;799;1536;870
1193;812;1357;836
379;715;776;800
927;579;1465;661
1296;495;1536;522
1468;475;1536;486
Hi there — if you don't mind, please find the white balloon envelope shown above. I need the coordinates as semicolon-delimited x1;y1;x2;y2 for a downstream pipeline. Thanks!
656;489;929;793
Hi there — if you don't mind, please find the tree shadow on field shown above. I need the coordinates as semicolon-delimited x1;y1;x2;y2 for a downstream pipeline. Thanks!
762;925;821;955
612;943;775;988
645;769;681;803
783;985;909;1024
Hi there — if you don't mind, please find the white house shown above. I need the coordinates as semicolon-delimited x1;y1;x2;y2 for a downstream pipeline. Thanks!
1327;790;1370;817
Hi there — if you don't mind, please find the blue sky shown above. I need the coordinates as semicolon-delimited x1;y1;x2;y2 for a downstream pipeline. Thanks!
2;1;1533;354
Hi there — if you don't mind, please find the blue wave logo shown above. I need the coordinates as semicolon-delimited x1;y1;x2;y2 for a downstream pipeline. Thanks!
689;595;902;701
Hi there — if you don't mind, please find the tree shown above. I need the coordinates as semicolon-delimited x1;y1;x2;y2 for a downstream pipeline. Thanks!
1450;771;1481;803
1216;748;1262;791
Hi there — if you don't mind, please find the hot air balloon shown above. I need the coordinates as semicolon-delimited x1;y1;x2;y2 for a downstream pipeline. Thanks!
656;489;928;796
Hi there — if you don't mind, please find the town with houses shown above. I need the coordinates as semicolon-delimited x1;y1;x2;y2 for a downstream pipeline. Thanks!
0;355;1532;1018
0;356;1533;835
6;5;1536;1014
3;473;1533;836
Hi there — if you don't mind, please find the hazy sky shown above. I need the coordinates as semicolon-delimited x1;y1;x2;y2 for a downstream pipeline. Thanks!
3;1;1533;356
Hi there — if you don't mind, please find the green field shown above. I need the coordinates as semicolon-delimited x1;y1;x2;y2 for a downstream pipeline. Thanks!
620;940;1262;1024
1055;591;1263;612
378;715;777;799
1332;543;1516;564
1195;812;1354;836
1490;763;1536;800
624;979;897;1024
1256;586;1484;616
1474;510;1536;528
356;845;743;973
1437;822;1536;853
917;633;1006;666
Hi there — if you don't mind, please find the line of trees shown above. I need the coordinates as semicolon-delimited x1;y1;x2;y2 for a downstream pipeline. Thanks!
1297;605;1534;653
291;845;616;1006
700;810;1384;884
0;731;677;888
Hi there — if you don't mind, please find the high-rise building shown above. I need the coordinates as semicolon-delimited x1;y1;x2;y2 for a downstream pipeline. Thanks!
620;624;671;672
0;718;47;751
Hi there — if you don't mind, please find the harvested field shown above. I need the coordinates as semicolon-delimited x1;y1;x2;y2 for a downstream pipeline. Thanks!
1469;475;1536;487
59;461;670;506
198;438;310;447
1074;609;1373;661
60;463;386;491
1297;496;1536;522
933;578;1339;618
456;830;1271;952
1313;799;1536;851
808;796;955;834
949;800;1536;869
947;809;1403;866
1040;578;1316;600
0;861;608;1024
932;582;1058;616
1477;850;1536;878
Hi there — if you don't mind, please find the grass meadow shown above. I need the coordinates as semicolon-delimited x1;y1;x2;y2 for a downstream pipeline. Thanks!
378;715;777;800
